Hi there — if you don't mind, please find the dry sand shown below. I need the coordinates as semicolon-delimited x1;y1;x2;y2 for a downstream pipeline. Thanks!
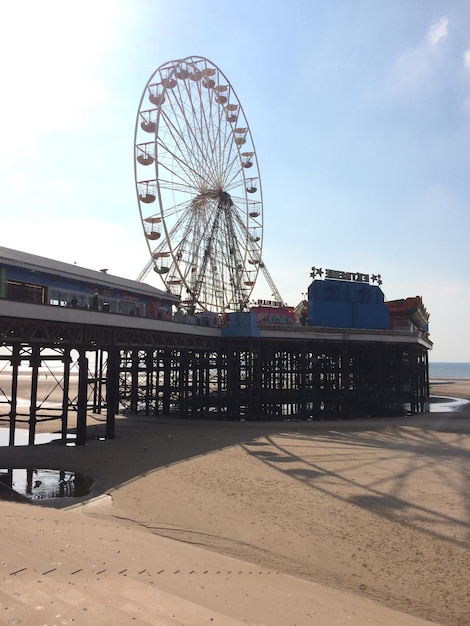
1;379;469;625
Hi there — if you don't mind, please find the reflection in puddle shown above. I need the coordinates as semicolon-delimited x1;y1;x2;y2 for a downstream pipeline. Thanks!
429;396;470;413
0;429;72;447
0;468;93;500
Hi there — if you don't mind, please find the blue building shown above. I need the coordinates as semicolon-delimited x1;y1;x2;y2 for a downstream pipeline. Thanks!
308;277;390;330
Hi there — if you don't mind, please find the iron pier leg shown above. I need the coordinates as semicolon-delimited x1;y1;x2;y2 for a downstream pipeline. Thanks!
28;346;40;446
106;347;119;439
61;347;71;441
144;350;153;416
130;349;139;415
76;350;88;445
92;348;104;413
8;345;20;447
162;352;170;415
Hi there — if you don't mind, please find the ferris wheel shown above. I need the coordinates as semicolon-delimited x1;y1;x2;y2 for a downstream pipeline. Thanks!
134;56;265;314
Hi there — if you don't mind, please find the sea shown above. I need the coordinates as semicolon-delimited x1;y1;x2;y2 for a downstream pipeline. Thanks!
428;362;470;381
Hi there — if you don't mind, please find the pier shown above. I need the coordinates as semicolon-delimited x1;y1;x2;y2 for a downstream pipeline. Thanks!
0;298;431;446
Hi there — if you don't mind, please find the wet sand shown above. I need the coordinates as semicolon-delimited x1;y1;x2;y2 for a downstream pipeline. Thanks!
429;378;470;401
1;379;469;624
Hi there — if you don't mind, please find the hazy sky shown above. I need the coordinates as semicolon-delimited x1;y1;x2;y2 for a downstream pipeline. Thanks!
0;0;469;362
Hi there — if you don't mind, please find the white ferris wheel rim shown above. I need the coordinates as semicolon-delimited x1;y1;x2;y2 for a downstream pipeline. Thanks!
134;55;263;314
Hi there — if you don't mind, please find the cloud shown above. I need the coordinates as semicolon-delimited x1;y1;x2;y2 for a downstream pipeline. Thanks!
464;50;470;68
382;17;450;101
427;17;448;47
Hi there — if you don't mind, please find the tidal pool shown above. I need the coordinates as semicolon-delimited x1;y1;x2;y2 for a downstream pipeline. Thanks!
0;468;93;500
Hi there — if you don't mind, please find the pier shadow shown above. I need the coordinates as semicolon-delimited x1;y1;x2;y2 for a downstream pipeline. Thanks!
2;404;470;550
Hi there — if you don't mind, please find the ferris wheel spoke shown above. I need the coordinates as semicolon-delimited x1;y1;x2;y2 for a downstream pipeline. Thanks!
162;200;194;222
165;201;202;241
156;132;204;191
170;79;240;190
157;112;206;186
157;177;197;197
163;81;218;186
160;81;245;194
170;77;207;150
160;125;214;193
156;160;199;202
158;135;243;211
199;96;225;175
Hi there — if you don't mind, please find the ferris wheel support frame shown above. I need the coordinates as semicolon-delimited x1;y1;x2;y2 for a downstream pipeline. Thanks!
134;55;284;312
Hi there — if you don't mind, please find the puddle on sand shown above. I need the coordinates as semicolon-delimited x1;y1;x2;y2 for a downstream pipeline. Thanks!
0;468;93;500
429;396;470;413
0;429;68;447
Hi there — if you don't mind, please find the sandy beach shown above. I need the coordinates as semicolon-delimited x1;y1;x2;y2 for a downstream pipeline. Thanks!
1;379;469;625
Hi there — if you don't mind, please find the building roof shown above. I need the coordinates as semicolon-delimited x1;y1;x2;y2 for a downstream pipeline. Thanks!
0;246;180;302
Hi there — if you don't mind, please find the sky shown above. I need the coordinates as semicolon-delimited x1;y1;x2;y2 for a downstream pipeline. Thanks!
0;0;469;362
